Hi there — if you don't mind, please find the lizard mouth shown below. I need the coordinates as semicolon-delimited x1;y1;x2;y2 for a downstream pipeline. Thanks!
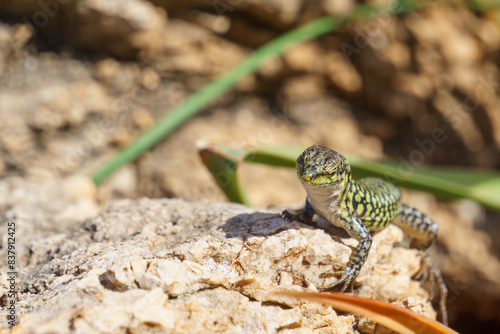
297;165;335;186
300;174;336;186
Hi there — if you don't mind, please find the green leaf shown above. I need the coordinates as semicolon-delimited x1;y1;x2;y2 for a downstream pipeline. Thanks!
198;143;251;206
199;144;500;211
243;146;304;168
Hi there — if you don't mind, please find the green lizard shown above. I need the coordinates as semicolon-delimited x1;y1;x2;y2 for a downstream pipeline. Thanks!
282;144;448;324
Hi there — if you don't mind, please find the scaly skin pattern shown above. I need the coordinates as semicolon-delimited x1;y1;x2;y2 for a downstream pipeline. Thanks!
283;144;447;324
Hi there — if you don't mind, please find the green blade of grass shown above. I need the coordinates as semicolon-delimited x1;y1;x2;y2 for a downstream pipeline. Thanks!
243;146;305;168
200;144;500;211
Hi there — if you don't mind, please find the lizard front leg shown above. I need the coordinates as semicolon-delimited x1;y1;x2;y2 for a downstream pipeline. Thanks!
282;198;315;226
321;214;372;292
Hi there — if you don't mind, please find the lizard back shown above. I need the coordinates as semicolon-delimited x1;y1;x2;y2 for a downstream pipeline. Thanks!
344;177;401;231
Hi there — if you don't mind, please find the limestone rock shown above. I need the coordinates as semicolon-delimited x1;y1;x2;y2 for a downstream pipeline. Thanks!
0;197;436;333
0;0;168;59
0;174;99;268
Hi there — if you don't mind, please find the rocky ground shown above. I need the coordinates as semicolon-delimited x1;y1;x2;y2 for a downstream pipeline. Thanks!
1;0;500;333
0;184;434;333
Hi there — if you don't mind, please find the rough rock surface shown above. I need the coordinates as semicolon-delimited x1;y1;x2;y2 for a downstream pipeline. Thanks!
0;0;168;59
0;182;435;333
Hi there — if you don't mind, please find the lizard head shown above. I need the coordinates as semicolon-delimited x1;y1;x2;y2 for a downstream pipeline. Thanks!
296;145;351;187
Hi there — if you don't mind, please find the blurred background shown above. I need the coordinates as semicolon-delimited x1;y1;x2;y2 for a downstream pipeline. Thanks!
1;0;500;332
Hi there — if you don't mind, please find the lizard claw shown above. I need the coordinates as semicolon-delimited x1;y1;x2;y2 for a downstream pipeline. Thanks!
413;264;429;282
416;251;448;326
281;210;295;221
281;210;315;226
319;266;357;292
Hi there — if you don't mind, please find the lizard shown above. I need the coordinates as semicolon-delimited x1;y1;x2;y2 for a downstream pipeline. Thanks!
282;144;448;325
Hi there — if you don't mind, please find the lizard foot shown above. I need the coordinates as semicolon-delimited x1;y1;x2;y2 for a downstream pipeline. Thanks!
281;210;316;227
415;251;448;326
281;209;298;221
319;266;357;293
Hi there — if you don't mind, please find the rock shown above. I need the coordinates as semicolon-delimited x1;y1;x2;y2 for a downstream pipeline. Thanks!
406;9;481;65
96;164;138;203
70;0;168;59
441;32;481;66
192;11;231;34
257;55;285;79
393;72;433;99
0;24;13;78
131;108;155;130
283;42;324;73
378;42;411;70
280;75;325;101
154;20;247;77
475;20;500;51
432;90;484;151
0;54;112;174
95;58;123;85
241;0;304;27
0;197;437;332
0;0;168;59
63;173;96;194
0;175;99;269
141;67;161;90
0;57;110;128
110;128;134;147
324;51;363;94
488;104;500;148
323;0;355;15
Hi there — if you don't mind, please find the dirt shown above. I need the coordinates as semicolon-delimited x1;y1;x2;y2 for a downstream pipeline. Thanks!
0;0;500;333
